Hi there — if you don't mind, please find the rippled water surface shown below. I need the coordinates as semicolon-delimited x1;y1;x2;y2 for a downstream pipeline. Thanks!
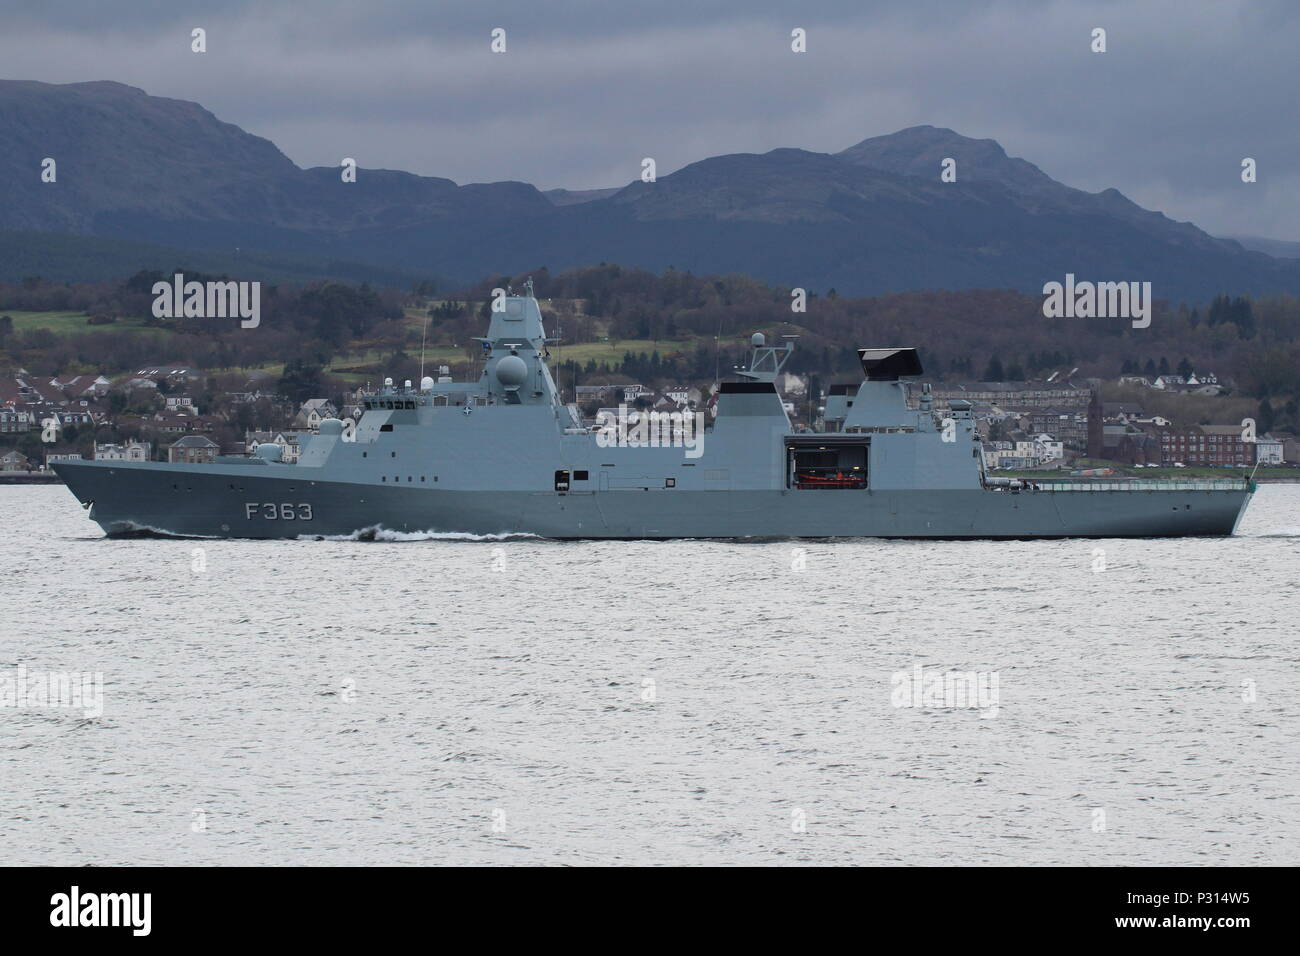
1;483;1296;865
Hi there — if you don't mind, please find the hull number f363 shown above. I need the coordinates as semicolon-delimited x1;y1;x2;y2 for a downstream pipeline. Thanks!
245;503;313;520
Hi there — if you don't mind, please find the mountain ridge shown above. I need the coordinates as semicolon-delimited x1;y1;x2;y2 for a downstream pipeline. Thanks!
3;79;1295;298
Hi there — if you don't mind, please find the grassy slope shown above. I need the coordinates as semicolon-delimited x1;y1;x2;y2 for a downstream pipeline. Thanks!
5;299;761;382
6;310;169;337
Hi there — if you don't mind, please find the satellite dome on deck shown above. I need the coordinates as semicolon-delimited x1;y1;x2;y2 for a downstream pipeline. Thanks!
255;443;283;461
751;332;765;348
318;418;344;436
420;376;434;391
495;355;528;386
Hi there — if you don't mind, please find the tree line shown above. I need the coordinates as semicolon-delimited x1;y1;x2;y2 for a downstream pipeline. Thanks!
5;264;1299;414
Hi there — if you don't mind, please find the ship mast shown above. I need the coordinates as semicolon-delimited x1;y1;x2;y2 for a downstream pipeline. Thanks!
737;332;796;383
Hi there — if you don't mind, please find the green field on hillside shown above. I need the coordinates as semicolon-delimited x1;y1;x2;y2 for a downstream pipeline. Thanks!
550;339;698;365
7;307;699;374
4;310;171;337
403;304;714;367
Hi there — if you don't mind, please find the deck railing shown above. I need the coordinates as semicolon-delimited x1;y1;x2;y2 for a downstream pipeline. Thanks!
987;478;1251;492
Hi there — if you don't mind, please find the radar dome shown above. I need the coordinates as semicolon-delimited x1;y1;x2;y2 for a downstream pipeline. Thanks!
255;443;283;462
420;376;434;391
751;332;766;348
495;354;528;387
318;418;344;436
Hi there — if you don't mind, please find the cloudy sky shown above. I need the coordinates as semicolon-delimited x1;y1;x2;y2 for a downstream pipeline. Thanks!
3;0;1297;240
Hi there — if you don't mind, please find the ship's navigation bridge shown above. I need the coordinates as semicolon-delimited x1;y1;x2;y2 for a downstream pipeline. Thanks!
362;395;424;410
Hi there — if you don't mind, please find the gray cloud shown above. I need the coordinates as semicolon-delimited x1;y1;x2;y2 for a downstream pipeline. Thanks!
2;0;1296;239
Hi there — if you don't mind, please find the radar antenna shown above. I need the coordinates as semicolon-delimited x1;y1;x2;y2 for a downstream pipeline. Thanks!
737;332;797;382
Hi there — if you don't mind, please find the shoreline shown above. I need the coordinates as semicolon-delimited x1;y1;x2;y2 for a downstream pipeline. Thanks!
0;473;64;484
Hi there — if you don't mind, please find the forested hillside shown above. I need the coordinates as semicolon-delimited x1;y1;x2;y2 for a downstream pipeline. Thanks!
3;264;1298;412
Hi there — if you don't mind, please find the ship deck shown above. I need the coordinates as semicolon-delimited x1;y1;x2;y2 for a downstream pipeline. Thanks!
988;478;1254;492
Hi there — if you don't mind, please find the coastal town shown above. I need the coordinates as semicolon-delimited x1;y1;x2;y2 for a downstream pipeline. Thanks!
1;358;1295;479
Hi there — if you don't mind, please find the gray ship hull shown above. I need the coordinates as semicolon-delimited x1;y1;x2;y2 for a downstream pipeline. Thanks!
53;460;1253;540
49;297;1257;541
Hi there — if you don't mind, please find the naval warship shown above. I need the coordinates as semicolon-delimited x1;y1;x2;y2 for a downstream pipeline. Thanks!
53;286;1254;539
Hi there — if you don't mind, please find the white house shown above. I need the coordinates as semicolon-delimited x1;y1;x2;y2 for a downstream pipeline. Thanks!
1012;441;1040;461
0;406;35;434
1031;434;1065;461
50;374;112;399
1130;414;1171;427
246;430;306;463
1;450;31;472
982;441;1013;469
293;399;338;432
274;431;304;464
987;437;1063;468
1255;437;1284;465
776;372;808;397
95;440;152;461
663;385;703;407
